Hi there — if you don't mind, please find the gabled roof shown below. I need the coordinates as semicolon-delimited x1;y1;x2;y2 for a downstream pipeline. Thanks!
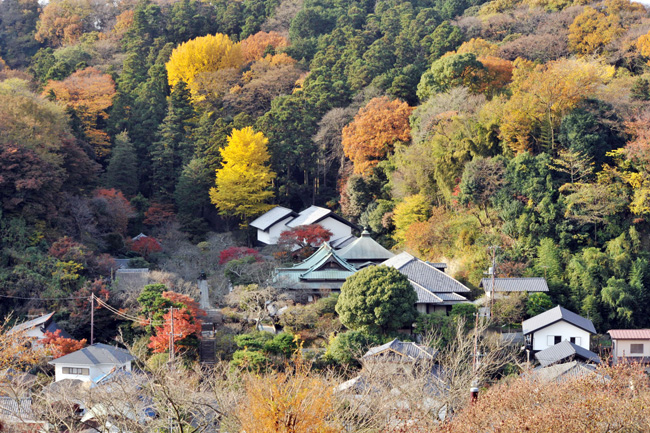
9;312;55;335
286;205;358;230
363;339;436;361
49;343;135;366
250;206;297;231
522;305;596;335
535;341;601;367
338;230;394;262
525;360;598;383
382;253;471;294
608;329;650;340
275;243;357;289
480;277;549;293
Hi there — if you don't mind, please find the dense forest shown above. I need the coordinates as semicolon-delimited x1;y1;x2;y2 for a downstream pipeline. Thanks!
3;0;650;343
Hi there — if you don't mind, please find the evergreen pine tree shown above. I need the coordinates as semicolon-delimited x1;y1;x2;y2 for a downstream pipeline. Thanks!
151;81;196;201
104;131;139;196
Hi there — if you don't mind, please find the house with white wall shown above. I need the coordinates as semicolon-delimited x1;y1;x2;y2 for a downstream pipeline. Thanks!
522;305;596;352
8;312;72;347
608;329;650;363
250;205;358;246
48;343;135;382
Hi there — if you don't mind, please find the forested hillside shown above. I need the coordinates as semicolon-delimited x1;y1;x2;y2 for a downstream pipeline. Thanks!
2;0;650;335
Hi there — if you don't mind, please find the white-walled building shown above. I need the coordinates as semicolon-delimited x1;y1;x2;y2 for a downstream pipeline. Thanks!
608;329;650;363
8;312;72;347
250;205;358;246
522;305;596;352
48;343;135;382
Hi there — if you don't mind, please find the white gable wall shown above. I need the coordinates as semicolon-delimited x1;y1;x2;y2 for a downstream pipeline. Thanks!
531;321;591;351
54;361;132;382
257;216;294;245
612;339;650;361
318;217;352;242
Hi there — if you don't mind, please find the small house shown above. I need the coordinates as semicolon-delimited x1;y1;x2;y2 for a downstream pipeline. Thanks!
522;305;596;352
8;312;72;347
480;277;549;299
608;329;650;364
362;339;436;363
49;343;135;383
534;340;601;367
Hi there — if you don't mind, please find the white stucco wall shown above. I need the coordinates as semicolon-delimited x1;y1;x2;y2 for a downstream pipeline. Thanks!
318;217;352;242
54;362;132;382
613;339;650;360
531;321;591;351
257;216;294;244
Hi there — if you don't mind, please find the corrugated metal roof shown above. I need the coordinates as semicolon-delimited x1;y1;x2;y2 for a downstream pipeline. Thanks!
250;206;296;231
383;253;471;294
522;305;596;335
480;277;549;293
535;341;601;367
49;343;135;366
363;339;436;361
338;230;395;261
8;312;54;334
608;329;650;340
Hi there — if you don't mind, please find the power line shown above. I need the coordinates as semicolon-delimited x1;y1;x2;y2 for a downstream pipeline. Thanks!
0;294;89;301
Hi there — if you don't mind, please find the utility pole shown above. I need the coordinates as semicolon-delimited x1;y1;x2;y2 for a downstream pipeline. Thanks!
488;245;500;319
90;294;94;345
169;306;175;362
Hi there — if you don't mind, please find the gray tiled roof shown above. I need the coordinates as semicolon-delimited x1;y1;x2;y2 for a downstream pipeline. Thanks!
0;397;33;419
363;339;436;361
480;277;549;293
49;343;135;366
330;235;356;249
250;206;296;231
525;361;598;383
383;253;471;294
535;341;601;367
522;305;596;335
338;230;394;262
9;312;54;334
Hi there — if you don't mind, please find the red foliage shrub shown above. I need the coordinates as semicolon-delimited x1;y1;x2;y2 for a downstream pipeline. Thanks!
42;329;87;358
219;246;261;265
130;236;162;258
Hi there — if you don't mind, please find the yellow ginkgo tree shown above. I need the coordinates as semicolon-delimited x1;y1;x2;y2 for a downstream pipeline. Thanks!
165;33;243;100
210;127;276;225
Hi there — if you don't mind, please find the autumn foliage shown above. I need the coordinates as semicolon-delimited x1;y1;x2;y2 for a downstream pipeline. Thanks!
278;224;333;250
166;33;243;99
130;236;162;258
238;362;341;433
42;329;87;358
219;246;261;265
43;67;116;158
148;292;204;354
209;127;276;223
342;96;413;175
240;31;289;63
93;188;135;236
143;202;176;226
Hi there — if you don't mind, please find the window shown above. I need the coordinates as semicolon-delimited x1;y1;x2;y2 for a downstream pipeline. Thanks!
631;344;644;354
547;335;562;346
570;337;581;345
62;367;89;375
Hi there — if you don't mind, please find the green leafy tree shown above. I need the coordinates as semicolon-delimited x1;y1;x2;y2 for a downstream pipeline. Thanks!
336;265;417;335
417;53;485;101
526;292;554;317
324;330;384;366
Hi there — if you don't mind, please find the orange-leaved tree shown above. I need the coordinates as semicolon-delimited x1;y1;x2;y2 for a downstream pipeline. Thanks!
43;67;116;159
240;31;289;63
148;292;204;354
342;96;413;176
42;330;87;358
568;6;623;56
238;361;341;433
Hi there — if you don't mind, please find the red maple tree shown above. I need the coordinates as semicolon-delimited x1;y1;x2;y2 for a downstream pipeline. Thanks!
219;246;261;265
278;224;333;250
42;330;87;358
130;236;162;259
147;308;202;353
